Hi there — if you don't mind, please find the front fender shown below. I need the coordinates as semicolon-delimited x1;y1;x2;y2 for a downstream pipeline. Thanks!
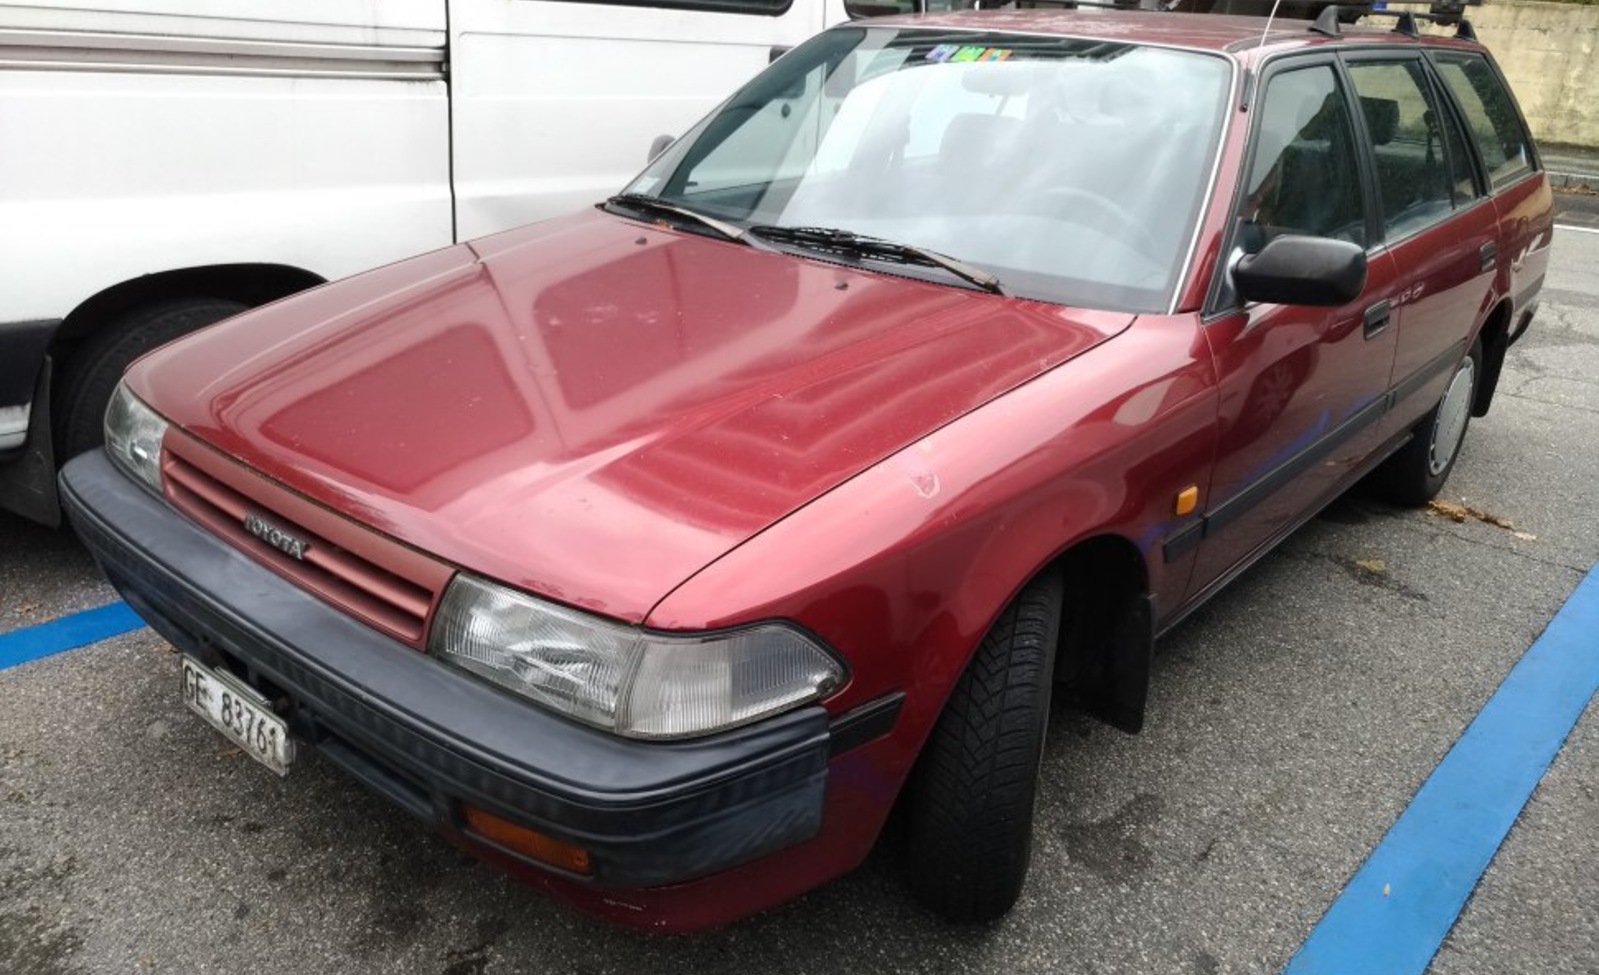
646;312;1218;839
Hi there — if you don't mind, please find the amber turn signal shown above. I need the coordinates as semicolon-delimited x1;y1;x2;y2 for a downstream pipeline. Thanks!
462;805;593;876
1175;485;1199;517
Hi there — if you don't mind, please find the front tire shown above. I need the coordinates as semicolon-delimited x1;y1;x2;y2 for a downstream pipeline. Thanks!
902;570;1064;922
1371;341;1480;507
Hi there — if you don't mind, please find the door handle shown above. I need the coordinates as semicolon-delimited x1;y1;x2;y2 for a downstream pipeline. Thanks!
1479;241;1497;272
1363;300;1391;340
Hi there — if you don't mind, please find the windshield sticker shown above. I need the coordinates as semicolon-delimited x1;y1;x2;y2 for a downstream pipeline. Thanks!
926;45;1013;63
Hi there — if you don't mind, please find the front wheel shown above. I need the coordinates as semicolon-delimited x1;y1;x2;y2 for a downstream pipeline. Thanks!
1371;341;1481;506
902;570;1064;922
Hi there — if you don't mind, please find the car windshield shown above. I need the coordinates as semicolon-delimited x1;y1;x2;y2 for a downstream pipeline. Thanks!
622;26;1232;313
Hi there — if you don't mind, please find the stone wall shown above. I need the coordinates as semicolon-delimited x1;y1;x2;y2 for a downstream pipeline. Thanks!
1459;1;1599;149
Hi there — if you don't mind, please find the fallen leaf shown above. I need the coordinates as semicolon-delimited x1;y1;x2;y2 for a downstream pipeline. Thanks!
1426;499;1518;531
217;747;243;759
1355;558;1388;574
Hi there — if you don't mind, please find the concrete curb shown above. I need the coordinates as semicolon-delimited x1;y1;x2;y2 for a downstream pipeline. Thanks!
1549;171;1598;191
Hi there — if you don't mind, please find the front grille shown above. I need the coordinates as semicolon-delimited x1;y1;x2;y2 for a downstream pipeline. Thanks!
161;430;453;648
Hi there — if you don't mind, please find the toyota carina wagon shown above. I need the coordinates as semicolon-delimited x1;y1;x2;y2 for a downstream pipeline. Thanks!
63;4;1553;930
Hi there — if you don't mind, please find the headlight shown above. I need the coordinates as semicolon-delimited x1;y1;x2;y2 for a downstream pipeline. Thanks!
104;382;168;494
428;573;847;739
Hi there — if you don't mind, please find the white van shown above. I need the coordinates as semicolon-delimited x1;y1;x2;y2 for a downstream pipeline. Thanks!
0;0;915;523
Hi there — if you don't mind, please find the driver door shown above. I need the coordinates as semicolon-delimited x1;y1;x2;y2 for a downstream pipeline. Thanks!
1189;56;1400;593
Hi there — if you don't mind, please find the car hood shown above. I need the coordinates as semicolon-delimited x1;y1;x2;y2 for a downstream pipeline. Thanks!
131;210;1132;622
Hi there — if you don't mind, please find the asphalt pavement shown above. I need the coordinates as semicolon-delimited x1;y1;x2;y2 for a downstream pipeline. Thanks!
1;222;1596;975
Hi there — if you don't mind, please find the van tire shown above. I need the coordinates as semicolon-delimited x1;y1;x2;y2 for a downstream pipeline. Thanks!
902;569;1064;922
54;298;246;463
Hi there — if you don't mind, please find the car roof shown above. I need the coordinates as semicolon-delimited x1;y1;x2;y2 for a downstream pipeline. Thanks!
870;9;1484;59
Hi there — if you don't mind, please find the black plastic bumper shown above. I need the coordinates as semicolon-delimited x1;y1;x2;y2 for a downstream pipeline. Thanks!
61;451;832;888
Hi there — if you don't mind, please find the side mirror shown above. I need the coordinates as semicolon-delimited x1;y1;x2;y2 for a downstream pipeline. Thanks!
1234;235;1367;307
647;134;675;164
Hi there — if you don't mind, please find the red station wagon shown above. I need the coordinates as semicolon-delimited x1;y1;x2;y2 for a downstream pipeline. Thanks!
64;5;1554;930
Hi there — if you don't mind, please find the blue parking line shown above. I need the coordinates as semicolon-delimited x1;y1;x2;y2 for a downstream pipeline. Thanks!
1285;564;1599;975
0;601;146;671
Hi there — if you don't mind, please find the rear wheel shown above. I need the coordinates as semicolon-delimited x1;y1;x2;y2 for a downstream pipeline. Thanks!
1371;341;1481;506
53;297;246;462
902;570;1064;922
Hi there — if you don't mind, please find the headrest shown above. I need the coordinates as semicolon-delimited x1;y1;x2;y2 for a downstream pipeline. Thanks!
1361;97;1400;146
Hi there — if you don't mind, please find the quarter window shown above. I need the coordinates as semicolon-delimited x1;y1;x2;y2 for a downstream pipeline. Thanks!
1431;52;1534;190
1237;65;1367;252
1346;59;1457;239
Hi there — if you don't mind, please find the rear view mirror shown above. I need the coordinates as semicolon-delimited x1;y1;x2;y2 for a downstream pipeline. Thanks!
1234;235;1367;307
647;134;674;164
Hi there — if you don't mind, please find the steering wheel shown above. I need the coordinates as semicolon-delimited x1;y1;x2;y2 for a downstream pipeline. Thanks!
1042;186;1164;260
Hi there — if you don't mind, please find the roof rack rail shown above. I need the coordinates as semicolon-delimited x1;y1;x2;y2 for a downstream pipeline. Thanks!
1310;3;1479;42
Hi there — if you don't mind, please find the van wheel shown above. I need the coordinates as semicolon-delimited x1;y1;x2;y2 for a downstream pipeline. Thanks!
54;298;246;462
902;569;1064;922
1371;341;1481;507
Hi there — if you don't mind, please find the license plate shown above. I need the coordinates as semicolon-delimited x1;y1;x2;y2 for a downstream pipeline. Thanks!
181;657;294;776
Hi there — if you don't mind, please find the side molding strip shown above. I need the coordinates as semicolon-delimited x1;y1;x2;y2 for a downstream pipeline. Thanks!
1161;341;1466;563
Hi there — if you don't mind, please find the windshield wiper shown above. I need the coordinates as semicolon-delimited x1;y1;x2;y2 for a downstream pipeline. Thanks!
748;225;1004;295
603;193;751;245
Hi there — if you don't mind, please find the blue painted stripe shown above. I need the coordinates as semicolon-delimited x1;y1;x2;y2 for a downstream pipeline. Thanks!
0;601;146;671
1285;565;1599;975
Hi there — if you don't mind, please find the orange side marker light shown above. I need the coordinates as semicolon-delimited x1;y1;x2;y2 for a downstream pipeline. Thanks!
1175;485;1200;517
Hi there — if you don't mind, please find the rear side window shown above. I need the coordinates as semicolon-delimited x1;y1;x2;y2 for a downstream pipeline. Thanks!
1431;51;1534;190
1346;59;1462;239
1238;65;1367;252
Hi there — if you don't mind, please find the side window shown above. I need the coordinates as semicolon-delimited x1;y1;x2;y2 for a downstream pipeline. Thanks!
1431;52;1534;190
1236;65;1367;253
1345;59;1457;239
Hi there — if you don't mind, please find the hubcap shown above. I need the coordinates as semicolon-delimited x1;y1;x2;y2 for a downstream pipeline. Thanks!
1428;358;1475;476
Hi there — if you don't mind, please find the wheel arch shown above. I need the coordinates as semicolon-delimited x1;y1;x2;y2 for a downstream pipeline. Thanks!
1471;296;1514;418
50;263;326;352
1035;532;1156;734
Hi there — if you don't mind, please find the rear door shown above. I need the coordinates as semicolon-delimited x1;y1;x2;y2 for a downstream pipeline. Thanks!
1339;50;1494;437
1428;49;1555;348
448;0;826;239
1189;55;1401;593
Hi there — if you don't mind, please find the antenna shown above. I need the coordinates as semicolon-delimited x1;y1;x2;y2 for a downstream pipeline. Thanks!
1256;0;1288;55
